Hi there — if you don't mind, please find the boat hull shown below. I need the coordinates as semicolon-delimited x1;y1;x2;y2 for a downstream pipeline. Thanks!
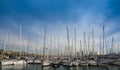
14;60;26;65
0;60;14;66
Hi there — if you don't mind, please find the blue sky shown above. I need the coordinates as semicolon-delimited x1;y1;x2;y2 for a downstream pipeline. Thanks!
0;0;120;54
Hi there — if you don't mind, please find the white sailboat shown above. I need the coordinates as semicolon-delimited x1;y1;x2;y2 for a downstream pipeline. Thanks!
79;32;88;66
63;27;73;67
0;26;14;66
14;60;26;65
88;29;97;66
97;26;107;66
88;60;97;66
1;60;14;66
79;60;88;66
42;28;50;67
52;38;60;66
72;28;79;66
14;24;27;65
42;60;50;66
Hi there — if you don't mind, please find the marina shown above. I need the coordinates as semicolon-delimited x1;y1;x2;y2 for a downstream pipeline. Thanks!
0;0;120;70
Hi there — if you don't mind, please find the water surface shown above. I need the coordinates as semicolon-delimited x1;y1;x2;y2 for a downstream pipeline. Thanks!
1;64;120;70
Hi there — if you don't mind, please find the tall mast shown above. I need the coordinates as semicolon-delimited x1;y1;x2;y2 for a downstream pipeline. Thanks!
103;26;104;55
71;39;73;57
74;28;77;58
83;32;86;55
100;35;101;55
88;37;89;55
26;35;30;56
50;37;52;57
117;44;119;54
2;36;5;58
58;37;59;57
64;42;67;56
43;28;46;58
111;37;114;53
67;27;70;60
92;29;94;57
80;39;82;57
105;35;107;54
19;24;22;57
108;40;109;54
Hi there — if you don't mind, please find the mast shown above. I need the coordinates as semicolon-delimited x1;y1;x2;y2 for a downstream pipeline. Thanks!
103;26;104;55
88;37;89;55
105;35;107;54
36;45;38;56
57;37;59;57
71;39;73;57
19;24;22;57
92;29;95;57
83;32;86;56
111;37;114;53
43;28;46;58
64;42;67;57
2;36;5;58
108;40;109;54
100;35;101;55
67;27;70;60
50;37;52;57
80;39;82;57
74;28;77;58
117;44;119;54
26;35;30;56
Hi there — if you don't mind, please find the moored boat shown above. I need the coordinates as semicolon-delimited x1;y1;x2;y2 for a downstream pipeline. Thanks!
0;60;14;66
42;60;50;67
14;60;26;65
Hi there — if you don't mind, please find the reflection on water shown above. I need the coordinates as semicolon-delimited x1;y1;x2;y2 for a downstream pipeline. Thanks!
42;66;50;70
1;64;120;70
14;65;26;70
1;65;14;70
1;65;26;70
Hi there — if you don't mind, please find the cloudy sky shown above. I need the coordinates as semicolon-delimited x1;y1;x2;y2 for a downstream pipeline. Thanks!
0;0;120;54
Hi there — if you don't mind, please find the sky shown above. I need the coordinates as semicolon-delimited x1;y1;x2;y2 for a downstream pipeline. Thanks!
0;0;120;54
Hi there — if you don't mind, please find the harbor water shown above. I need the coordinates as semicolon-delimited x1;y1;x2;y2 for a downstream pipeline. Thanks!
1;64;120;70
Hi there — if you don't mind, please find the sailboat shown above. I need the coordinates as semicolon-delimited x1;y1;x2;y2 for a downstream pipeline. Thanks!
32;46;41;64
26;35;34;64
88;29;97;66
13;24;27;66
42;28;50;67
79;32;88;66
52;37;61;67
113;44;120;65
63;27;73;67
72;28;79;66
0;25;14;66
97;26;107;66
0;60;14;66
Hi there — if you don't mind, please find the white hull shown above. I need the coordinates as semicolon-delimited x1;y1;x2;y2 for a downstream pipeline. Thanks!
88;60;97;66
80;61;88;66
14;60;26;65
0;60;14;66
42;60;50;66
33;60;41;64
113;62;120;65
52;60;60;65
72;61;79;66
97;60;108;66
27;60;33;64
63;60;72;67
